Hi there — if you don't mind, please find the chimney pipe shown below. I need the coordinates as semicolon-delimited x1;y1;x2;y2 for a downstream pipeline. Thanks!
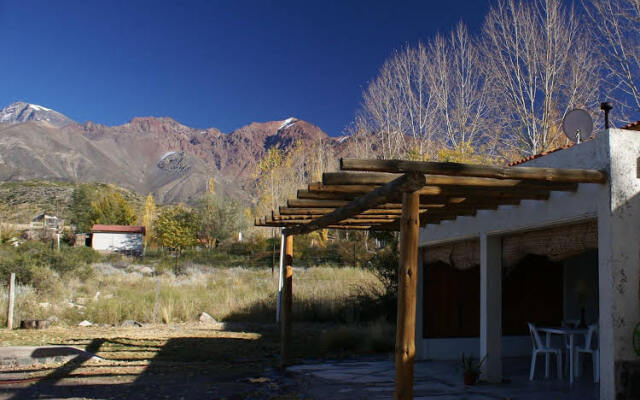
600;102;613;129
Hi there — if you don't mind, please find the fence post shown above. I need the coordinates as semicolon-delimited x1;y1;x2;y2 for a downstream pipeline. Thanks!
152;280;160;324
7;273;15;330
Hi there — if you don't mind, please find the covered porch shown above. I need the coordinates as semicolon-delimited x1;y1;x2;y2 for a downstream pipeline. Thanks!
418;221;600;382
256;155;608;399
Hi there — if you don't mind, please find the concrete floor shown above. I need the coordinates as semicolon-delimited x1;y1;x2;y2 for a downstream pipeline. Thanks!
288;357;599;399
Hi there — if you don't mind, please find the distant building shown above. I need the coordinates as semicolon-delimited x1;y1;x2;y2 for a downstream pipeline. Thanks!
90;224;145;255
28;213;62;240
30;213;61;230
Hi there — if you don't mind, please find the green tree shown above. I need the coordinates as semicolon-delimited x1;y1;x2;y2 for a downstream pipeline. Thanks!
154;206;197;251
90;191;136;226
196;193;245;247
70;184;96;232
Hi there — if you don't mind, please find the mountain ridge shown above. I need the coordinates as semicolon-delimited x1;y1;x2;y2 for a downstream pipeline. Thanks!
0;101;344;205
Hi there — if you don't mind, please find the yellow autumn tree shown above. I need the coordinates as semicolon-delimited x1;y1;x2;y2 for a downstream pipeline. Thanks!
206;177;215;194
141;193;156;250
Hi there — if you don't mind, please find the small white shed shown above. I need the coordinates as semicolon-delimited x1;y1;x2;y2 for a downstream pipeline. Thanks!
90;224;145;255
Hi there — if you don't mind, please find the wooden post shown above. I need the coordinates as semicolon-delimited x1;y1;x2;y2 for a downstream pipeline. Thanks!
394;191;419;400
7;273;15;330
276;231;285;323
280;234;293;367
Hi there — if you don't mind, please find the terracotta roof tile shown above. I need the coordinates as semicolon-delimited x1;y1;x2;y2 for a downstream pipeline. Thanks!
91;224;145;234
507;143;578;167
621;120;640;130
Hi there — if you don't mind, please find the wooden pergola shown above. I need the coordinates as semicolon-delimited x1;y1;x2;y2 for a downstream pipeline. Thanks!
255;158;606;400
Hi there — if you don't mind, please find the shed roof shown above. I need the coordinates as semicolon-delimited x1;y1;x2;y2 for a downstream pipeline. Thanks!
91;224;145;234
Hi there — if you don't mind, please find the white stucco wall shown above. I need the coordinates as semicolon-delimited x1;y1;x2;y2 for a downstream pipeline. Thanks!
596;130;640;399
92;232;143;253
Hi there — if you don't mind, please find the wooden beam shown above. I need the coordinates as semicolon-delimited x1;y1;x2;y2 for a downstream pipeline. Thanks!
297;190;360;201
284;173;427;235
270;218;396;225
299;187;548;203
341;158;607;184
311;182;568;200
323;172;399;185
288;199;351;208
324;171;580;190
280;234;293;367
308;183;379;194
394;190;419;400
280;207;403;216
288;198;438;210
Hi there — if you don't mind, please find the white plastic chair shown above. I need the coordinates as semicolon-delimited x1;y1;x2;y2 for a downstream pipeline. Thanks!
528;322;563;380
575;323;599;383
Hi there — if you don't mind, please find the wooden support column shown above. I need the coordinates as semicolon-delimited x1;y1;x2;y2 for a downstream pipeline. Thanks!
394;190;419;400
280;234;293;367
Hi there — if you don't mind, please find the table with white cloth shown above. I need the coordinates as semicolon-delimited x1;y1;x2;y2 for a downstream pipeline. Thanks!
537;326;588;384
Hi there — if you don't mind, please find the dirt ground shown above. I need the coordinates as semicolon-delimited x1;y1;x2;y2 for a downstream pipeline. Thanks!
0;323;318;400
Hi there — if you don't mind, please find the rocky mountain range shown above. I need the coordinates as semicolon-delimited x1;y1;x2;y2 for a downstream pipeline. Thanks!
0;102;347;204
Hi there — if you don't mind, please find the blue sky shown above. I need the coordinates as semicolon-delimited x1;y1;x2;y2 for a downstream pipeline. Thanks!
0;0;490;136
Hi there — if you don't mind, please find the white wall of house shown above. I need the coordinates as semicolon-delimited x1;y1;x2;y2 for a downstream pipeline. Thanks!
416;129;640;399
92;232;143;253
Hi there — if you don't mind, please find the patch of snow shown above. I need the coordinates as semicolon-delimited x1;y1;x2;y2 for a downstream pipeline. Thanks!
28;104;52;112
336;136;349;144
160;151;176;160
278;117;297;131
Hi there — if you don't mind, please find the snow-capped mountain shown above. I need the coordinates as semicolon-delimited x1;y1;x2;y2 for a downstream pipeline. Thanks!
0;102;347;203
0;101;73;128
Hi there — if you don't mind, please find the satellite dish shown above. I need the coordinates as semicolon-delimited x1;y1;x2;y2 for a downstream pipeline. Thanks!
562;109;593;143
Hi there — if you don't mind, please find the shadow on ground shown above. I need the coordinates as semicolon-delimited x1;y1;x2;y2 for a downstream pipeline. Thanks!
0;325;297;400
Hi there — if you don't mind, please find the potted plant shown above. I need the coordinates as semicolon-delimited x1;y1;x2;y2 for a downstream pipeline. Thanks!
460;353;487;385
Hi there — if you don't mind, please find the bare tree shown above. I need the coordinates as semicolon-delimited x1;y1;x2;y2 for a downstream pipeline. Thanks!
343;116;378;159
481;0;601;156
359;43;438;159
583;0;640;121
427;22;491;155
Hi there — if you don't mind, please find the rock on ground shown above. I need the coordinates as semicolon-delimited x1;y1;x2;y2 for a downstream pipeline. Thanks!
197;312;217;324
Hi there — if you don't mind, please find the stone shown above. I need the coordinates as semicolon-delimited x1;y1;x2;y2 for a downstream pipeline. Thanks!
198;312;217;324
78;320;92;327
38;302;50;309
139;266;153;275
46;316;59;325
121;320;143;328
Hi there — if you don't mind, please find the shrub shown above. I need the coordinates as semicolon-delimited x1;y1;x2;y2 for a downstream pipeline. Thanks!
51;247;101;275
29;266;64;297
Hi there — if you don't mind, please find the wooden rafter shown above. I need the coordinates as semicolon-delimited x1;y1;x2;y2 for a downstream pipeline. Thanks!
282;173;426;235
257;159;607;232
340;158;607;183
